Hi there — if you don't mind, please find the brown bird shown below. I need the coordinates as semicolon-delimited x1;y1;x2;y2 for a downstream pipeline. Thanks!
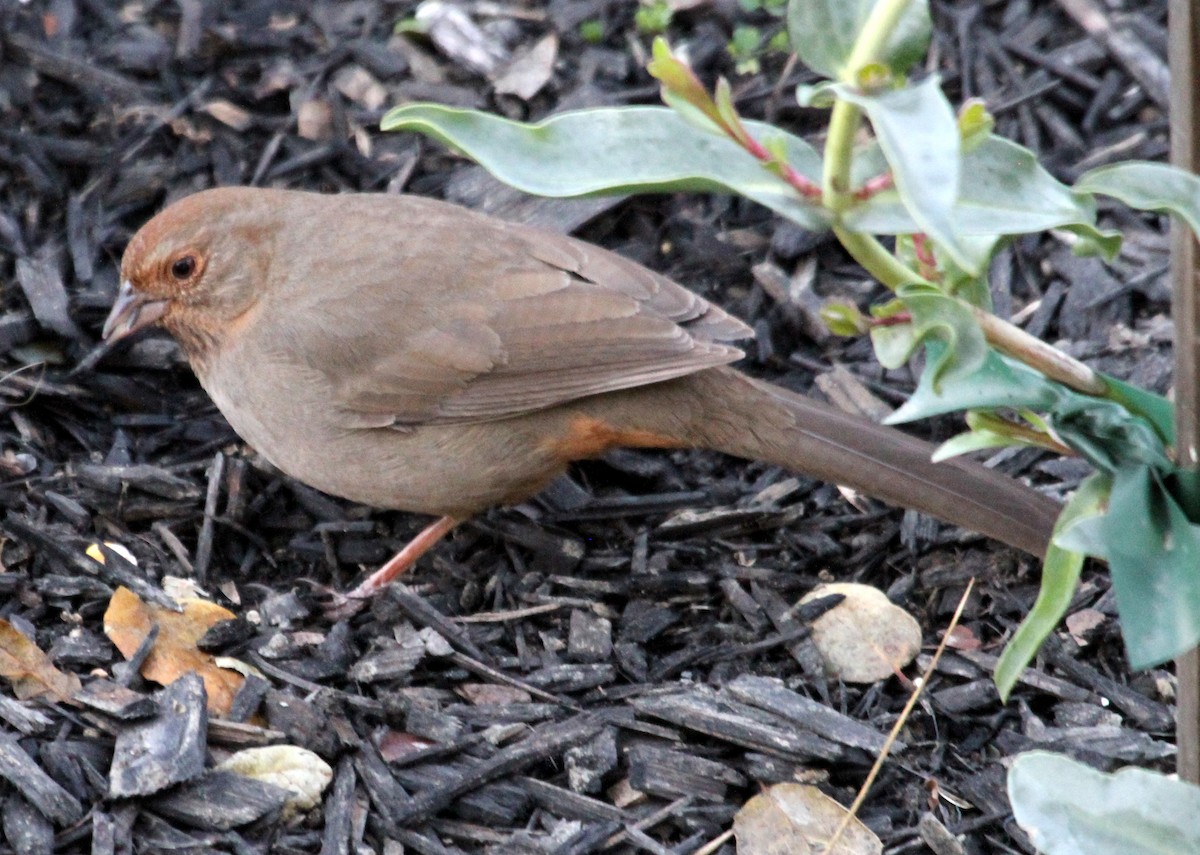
103;187;1058;610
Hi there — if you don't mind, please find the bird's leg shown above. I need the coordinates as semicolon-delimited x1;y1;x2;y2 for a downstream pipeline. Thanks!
352;515;460;598
323;515;459;619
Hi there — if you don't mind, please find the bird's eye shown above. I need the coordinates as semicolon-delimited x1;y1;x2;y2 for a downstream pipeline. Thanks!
170;255;197;280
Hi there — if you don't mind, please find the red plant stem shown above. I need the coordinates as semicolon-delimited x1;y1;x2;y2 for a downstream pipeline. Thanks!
912;233;939;279
870;312;912;327
729;121;823;200
853;172;894;200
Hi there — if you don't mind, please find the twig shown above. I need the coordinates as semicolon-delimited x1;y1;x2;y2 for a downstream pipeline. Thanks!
825;578;976;850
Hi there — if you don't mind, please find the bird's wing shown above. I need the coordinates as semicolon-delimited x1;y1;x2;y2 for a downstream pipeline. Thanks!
284;203;751;428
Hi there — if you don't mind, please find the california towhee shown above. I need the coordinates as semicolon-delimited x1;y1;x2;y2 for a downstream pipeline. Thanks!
103;188;1057;607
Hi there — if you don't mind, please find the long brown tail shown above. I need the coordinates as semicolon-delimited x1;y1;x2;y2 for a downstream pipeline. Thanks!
586;366;1059;557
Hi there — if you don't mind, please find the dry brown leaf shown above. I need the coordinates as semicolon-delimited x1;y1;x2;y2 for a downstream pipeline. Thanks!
202;99;253;131
103;586;244;716
801;583;922;683
942;624;982;651
493;33;558;100
455;683;532;705
733;783;882;855
1066;607;1107;645
377;730;438;763
0;619;81;701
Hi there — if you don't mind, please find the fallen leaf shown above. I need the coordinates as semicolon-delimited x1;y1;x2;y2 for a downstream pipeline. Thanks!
378;729;439;763
455;683;532;706
493;33;558;100
103;586;244;716
734;783;882;855
203;99;253;131
0;619;81;701
86;541;137;566
332;65;386;110
297;98;334;141
801;583;922;683
217;745;333;818
942;624;981;651
1066;608;1107;645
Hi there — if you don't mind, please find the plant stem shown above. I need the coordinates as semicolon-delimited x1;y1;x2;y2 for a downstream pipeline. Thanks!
838;232;1109;398
844;0;915;76
824;0;919;237
973;309;1108;396
834;227;924;288
824;0;1109;402
823;101;861;212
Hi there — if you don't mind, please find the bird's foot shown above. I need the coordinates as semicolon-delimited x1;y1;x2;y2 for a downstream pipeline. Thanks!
306;581;370;621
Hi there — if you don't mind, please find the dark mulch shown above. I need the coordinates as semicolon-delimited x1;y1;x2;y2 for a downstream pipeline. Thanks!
0;1;1178;853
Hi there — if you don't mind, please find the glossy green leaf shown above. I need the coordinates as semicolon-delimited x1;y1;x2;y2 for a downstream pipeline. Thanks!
887;344;1172;478
868;286;988;388
1174;468;1200;521
382;104;831;230
834;77;976;272
886;346;1062;424
1009;751;1200;855
846;136;1102;244
786;0;931;80
1077;160;1200;237
994;473;1108;701
820;301;869;336
1102;466;1200;669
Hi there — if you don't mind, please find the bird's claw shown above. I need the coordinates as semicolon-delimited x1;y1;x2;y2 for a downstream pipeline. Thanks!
304;579;370;621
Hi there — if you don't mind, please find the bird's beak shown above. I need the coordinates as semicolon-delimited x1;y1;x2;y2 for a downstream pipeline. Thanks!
102;281;169;342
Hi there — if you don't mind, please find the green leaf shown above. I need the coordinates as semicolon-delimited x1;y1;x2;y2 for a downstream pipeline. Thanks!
886;345;1062;424
994;473;1109;701
957;98;993;151
795;80;840;108
635;1;674;35
846;136;1102;244
1062;223;1123;261
1102;465;1200;669
897;282;988;388
579;19;605;44
932;408;1059;462
868;298;919;368
1099;373;1174;446
887;345;1173;476
1077;160;1200;236
713;78;751;147
382;104;831;230
1051;396;1173;473
1009;751;1200;855
820;301;869;336
647;39;725;132
893;233;996;309
931;427;1027;461
869;287;990;390
833;77;976;272
786;0;931;80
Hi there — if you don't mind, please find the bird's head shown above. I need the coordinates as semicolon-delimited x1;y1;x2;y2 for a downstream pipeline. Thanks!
103;187;278;361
